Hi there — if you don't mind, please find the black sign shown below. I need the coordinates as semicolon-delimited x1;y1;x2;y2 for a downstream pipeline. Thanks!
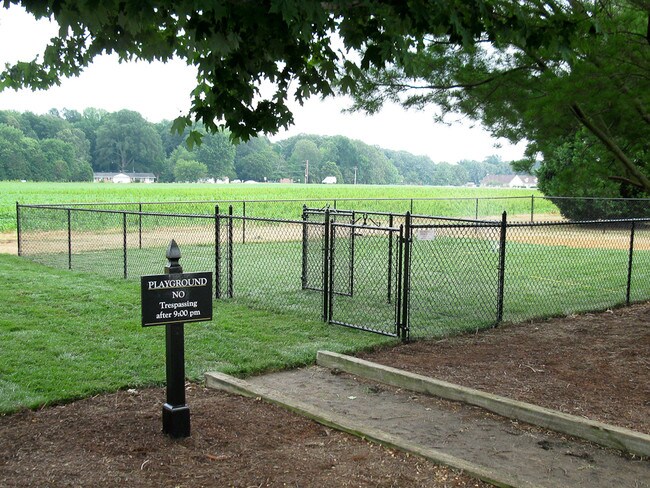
141;272;213;327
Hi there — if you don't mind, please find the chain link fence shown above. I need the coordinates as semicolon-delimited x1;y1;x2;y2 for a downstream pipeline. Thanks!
17;201;650;340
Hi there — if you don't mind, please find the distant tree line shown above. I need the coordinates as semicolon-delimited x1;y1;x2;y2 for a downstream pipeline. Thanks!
0;108;516;185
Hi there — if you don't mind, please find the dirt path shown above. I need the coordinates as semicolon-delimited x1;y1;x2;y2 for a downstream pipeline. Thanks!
0;232;16;254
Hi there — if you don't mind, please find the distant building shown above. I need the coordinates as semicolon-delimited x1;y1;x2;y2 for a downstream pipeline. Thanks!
480;174;537;188
322;176;337;184
93;172;157;184
279;178;293;184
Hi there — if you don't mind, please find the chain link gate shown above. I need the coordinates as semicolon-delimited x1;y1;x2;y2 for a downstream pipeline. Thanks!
326;218;407;338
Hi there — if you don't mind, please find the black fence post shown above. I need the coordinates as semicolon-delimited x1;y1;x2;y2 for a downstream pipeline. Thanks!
349;210;355;297
400;212;412;341
496;211;507;324
626;221;636;305
475;198;479;220
215;205;221;299
301;205;308;289
67;208;72;270
228;205;234;298
322;208;330;322
328;217;335;321
530;195;535;223
15;202;21;257
123;212;127;279
387;214;394;304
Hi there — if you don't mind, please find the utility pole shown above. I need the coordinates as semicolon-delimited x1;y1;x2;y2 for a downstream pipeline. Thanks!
354;166;357;185
304;160;309;184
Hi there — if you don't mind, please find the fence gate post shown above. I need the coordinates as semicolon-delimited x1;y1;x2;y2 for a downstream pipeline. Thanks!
496;211;508;324
139;203;143;249
400;212;412;341
242;201;246;244
123;212;127;279
228;205;234;298
301;205;308;289
387;214;394;304
67;209;72;270
530;195;535;223
395;224;404;337
322;208;331;322
215;205;221;299
349;210;356;297
626;221;636;305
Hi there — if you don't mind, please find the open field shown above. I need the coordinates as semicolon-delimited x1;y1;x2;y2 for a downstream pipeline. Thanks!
5;181;555;231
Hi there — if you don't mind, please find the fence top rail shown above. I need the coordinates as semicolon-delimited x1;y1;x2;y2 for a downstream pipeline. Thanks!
304;207;354;216
412;216;650;229
411;222;500;229
542;195;650;203
18;204;215;220
411;213;499;224
506;217;650;227
225;214;318;226
305;206;499;224
332;221;402;232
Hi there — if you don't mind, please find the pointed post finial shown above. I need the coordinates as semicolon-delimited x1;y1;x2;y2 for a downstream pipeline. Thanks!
165;240;182;275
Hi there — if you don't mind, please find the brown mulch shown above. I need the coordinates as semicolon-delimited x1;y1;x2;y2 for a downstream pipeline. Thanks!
361;301;650;434
1;303;648;487
0;385;486;488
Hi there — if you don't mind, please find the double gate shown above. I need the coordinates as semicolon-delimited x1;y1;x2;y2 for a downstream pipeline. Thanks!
214;206;414;339
301;207;410;339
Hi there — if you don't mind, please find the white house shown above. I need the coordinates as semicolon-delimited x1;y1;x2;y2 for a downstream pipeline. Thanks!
480;174;537;188
112;173;132;184
322;176;337;184
93;172;157;183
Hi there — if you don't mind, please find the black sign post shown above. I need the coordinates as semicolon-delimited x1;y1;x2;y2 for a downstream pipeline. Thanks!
141;240;213;438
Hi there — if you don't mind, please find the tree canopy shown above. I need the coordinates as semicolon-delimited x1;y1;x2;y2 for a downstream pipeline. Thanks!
346;1;650;201
0;107;517;185
1;0;582;144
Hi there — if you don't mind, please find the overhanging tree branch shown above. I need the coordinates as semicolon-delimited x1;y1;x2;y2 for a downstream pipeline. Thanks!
570;102;650;191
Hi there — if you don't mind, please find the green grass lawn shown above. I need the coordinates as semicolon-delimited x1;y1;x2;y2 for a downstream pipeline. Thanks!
0;254;397;414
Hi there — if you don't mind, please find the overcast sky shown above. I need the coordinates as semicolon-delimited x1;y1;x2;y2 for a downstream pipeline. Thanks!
0;6;526;163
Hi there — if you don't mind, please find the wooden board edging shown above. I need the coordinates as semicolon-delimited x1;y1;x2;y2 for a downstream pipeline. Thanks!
316;351;650;458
